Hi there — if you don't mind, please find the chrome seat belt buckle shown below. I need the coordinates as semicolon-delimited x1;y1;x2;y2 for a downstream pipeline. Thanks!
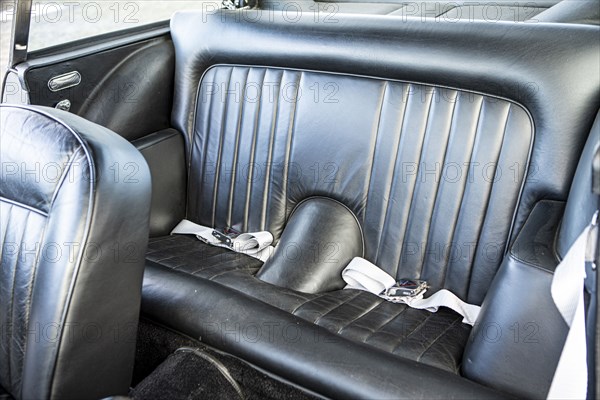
211;227;241;247
212;230;233;247
385;279;428;298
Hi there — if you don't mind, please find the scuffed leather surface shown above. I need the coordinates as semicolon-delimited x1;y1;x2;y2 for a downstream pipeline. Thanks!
257;197;364;293
463;200;567;398
142;263;507;399
0;105;151;399
145;237;469;373
188;64;532;304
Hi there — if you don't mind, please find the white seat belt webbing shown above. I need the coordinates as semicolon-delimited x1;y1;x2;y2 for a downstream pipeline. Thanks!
343;257;396;294
171;219;275;262
547;212;598;400
342;257;480;325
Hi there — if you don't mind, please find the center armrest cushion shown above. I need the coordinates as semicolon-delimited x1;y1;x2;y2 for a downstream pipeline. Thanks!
257;197;364;293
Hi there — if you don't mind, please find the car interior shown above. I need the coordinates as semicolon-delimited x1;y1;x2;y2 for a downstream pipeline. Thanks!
1;0;599;398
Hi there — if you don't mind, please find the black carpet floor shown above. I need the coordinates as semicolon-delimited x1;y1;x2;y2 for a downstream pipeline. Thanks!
131;319;321;400
131;349;243;400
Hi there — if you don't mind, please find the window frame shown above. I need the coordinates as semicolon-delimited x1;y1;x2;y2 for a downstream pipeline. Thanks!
7;0;176;67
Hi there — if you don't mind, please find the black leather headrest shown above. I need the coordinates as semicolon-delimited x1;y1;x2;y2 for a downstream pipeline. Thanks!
0;106;87;214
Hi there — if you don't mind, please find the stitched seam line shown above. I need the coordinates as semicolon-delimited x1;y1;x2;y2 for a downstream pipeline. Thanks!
390;312;435;354
420;90;459;278
313;291;364;326
441;96;485;289
211;67;235;227
416;316;462;364
374;83;410;264
395;87;436;277
337;298;385;335
363;305;409;343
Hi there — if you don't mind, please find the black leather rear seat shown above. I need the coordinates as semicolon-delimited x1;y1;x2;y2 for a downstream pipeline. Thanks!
142;10;600;398
147;237;469;373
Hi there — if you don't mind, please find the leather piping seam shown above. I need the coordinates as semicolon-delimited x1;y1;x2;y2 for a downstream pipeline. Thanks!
49;148;82;208
132;130;180;151
385;5;406;15
0;197;48;217
506;253;555;276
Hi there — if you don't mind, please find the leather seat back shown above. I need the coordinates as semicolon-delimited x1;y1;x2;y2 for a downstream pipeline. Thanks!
0;105;151;399
170;11;599;303
189;67;532;302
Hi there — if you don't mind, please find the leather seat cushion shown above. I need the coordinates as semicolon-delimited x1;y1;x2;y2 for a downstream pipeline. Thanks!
145;236;471;373
146;235;263;278
289;290;471;374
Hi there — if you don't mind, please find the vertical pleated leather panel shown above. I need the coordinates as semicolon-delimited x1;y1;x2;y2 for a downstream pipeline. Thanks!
190;66;533;303
0;200;47;397
190;66;300;240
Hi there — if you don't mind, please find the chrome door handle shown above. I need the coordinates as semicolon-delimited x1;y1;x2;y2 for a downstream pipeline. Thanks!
48;71;81;92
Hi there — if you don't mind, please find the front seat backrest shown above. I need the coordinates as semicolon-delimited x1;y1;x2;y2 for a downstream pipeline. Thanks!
0;105;151;399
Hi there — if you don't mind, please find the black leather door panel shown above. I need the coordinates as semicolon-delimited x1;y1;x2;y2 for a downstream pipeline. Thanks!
17;33;175;141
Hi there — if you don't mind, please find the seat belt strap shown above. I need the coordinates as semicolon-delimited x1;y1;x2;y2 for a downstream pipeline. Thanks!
342;257;481;325
547;212;598;400
343;257;396;294
171;219;275;262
